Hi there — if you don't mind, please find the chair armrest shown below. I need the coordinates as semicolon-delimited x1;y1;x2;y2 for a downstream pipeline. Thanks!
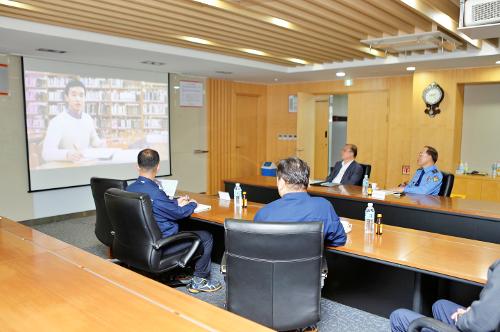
408;317;458;332
153;232;201;268
220;252;227;274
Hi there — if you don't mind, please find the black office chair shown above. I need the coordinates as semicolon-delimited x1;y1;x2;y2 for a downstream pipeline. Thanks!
408;317;460;332
90;177;128;248
104;188;201;274
224;219;323;331
360;163;371;177
357;163;372;185
438;172;454;197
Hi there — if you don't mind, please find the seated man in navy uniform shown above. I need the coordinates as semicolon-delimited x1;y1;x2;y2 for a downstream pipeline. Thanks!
254;157;347;332
127;149;221;293
390;259;500;332
255;156;347;247
394;146;443;196
325;144;364;185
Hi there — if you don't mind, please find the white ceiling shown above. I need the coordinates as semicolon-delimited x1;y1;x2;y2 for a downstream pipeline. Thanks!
1;16;500;83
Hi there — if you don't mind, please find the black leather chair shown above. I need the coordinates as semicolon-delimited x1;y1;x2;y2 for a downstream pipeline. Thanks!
90;177;128;247
104;188;201;274
409;317;460;332
224;219;323;331
360;163;371;177
439;172;454;197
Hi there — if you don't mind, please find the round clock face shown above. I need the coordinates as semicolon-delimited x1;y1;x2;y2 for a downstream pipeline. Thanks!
422;84;444;106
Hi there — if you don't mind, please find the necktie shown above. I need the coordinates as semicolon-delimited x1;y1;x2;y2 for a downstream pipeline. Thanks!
414;170;425;186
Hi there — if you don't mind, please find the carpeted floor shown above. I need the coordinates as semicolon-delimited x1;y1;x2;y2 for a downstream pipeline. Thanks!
27;215;390;332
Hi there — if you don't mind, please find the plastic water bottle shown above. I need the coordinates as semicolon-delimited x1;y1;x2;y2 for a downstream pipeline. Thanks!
234;183;242;207
362;175;369;195
364;203;375;234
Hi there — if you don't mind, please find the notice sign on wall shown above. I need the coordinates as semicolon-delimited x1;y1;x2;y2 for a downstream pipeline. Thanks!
0;64;8;96
180;80;203;107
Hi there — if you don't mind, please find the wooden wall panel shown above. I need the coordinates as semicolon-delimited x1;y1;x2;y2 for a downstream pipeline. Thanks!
265;76;413;187
207;79;232;195
207;79;267;194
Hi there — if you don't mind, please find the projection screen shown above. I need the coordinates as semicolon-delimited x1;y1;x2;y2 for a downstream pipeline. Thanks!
22;57;171;191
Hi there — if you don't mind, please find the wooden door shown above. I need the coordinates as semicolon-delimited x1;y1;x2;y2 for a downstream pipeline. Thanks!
297;92;316;177
234;95;259;177
347;91;389;187
314;99;329;179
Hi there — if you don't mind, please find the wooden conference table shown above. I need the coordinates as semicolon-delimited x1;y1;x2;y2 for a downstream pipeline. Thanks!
185;192;500;315
224;176;500;244
0;216;272;332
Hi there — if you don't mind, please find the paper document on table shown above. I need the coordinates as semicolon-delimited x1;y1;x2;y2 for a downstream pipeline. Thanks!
194;204;211;213
159;179;178;197
340;218;352;234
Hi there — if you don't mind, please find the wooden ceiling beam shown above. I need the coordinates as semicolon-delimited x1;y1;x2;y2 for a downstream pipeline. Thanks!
21;0;339;64
167;0;384;58
366;0;432;31
142;0;370;59
0;9;296;66
332;0;415;34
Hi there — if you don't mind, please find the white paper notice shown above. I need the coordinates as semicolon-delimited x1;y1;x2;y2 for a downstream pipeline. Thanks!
218;191;231;201
180;81;203;107
159;179;178;197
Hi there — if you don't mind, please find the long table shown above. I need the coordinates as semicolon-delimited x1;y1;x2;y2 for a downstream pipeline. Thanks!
224;176;500;244
0;216;272;332
184;192;500;316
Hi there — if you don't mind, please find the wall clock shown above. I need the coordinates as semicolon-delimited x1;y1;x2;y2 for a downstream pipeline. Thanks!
422;82;444;117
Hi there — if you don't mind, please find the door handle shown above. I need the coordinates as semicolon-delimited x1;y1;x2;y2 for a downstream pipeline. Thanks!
194;149;209;154
296;149;304;152
235;146;241;149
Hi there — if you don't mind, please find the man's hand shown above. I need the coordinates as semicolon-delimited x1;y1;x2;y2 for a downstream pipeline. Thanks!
451;307;470;323
177;195;190;207
67;150;83;162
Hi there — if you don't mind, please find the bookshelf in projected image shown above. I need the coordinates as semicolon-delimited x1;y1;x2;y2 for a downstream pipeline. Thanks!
24;72;169;169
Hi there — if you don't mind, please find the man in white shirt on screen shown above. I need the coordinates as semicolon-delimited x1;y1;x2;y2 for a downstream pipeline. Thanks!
42;79;103;162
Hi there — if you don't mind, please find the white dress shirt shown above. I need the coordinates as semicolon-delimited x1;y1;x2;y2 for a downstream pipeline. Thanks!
42;110;102;161
332;160;354;184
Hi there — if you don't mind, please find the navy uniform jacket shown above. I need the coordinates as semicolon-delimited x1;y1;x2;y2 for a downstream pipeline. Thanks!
404;165;443;196
127;176;196;238
254;192;347;247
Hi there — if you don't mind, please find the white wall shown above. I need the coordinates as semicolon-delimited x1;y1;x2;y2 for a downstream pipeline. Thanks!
0;55;206;221
461;84;500;173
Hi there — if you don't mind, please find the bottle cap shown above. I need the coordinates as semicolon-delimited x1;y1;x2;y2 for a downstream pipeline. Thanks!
377;214;382;217
243;191;247;194
236;183;240;186
368;203;373;207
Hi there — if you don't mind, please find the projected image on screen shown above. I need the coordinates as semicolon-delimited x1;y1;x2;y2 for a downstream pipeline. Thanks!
23;58;170;191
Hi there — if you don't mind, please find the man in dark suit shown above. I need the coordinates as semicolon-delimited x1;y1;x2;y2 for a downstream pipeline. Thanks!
325;144;364;185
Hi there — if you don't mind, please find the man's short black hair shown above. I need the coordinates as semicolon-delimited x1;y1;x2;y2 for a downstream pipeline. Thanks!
138;149;160;170
424;146;438;163
64;79;86;96
276;157;310;190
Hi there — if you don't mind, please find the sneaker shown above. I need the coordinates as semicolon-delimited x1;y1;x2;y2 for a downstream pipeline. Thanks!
300;325;318;332
186;277;222;293
174;274;193;285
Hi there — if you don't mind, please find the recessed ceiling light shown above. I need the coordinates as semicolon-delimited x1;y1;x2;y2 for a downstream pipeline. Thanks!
406;66;416;71
274;78;279;82
496;60;500;64
140;60;165;66
215;70;233;75
0;0;35;9
241;49;267;56
269;17;291;29
287;58;308;65
336;71;346;77
180;36;212;45
173;86;180;90
192;0;219;6
36;48;67;54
